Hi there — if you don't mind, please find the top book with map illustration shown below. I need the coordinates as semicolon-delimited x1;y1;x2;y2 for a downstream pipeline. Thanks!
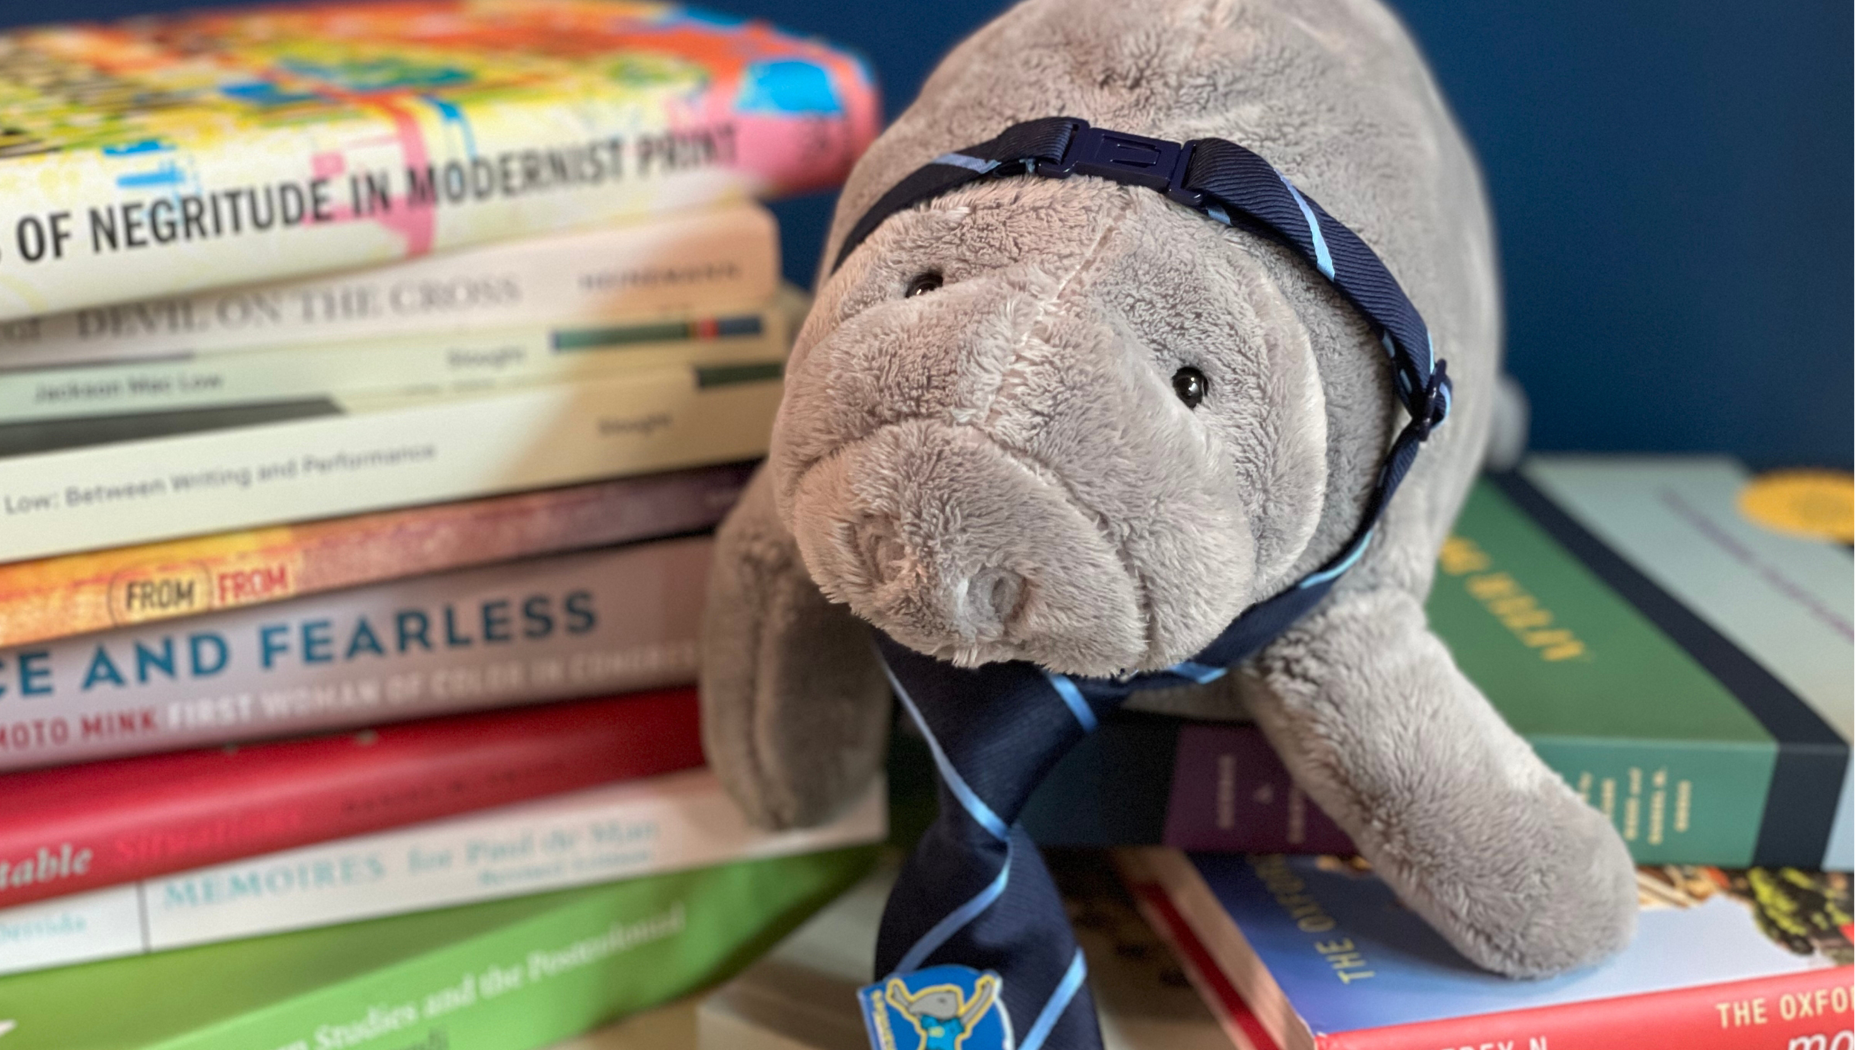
0;0;880;320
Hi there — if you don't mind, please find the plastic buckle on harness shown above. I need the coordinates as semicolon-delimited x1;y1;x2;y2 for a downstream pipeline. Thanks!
1035;122;1203;208
1414;361;1452;439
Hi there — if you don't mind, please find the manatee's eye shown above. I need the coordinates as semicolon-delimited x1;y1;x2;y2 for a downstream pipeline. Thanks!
1172;366;1208;409
905;271;943;297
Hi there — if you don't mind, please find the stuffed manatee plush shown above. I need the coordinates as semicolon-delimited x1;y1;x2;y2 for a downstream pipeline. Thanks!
700;0;1638;977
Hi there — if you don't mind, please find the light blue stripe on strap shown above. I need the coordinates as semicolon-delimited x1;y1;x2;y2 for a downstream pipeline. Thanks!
880;658;1010;841
1279;175;1335;280
933;152;1000;174
1043;673;1096;731
1298;526;1375;589
1170;660;1228;684
1019;948;1089;1050
891;841;1013;976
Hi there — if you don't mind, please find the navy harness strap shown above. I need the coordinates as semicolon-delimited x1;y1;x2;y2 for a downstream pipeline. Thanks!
831;116;1451;626
841;117;1455;1050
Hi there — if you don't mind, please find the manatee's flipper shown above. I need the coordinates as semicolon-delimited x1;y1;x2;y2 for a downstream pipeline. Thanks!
700;464;892;829
1241;588;1637;977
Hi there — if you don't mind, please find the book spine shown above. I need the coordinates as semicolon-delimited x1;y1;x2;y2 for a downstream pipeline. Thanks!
1158;721;1797;866
1321;966;1853;1050
1162;723;1354;855
0;58;875;320
0;688;706;909
0;202;779;369
0;299;791;422
0;536;713;772
0;770;887;979
0;362;781;562
0;462;753;649
1116;852;1287;1050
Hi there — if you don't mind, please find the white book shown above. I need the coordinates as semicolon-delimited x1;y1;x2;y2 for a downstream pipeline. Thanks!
0;294;793;423
0;202;779;370
0;359;782;562
0;768;886;977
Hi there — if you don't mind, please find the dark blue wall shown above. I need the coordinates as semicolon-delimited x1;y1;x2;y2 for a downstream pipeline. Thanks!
10;0;1849;468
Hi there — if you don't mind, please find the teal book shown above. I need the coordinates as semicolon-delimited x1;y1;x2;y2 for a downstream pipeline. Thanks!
0;846;875;1050
1015;456;1852;868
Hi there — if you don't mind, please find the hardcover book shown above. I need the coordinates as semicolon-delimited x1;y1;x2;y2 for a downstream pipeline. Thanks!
0;358;782;562
0;687;707;910
1120;848;1853;1050
1018;457;1853;868
0;200;780;369
0;1;878;318
0;461;752;649
0;767;886;976
0;288;798;423
0;536;712;771
0;844;879;1050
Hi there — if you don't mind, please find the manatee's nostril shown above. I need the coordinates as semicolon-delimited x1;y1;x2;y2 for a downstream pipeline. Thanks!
853;516;910;588
957;567;1025;638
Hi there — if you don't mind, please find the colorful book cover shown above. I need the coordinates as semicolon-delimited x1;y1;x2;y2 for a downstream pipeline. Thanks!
0;0;879;319
1018;456;1853;868
1123;848;1853;1050
0;768;886;977
0;536;711;772
0;461;751;649
0;844;879;1050
0;358;782;562
0;200;780;369
0;687;706;910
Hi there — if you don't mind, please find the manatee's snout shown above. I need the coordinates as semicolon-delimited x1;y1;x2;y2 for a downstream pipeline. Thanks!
787;418;1147;670
851;511;1026;637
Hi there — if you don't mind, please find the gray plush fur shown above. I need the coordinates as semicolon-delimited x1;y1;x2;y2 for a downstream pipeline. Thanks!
700;0;1637;977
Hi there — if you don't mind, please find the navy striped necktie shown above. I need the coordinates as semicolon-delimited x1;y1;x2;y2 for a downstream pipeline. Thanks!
843;118;1451;1050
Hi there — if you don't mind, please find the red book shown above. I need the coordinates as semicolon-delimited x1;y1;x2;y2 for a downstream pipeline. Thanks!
1118;848;1854;1050
0;688;701;908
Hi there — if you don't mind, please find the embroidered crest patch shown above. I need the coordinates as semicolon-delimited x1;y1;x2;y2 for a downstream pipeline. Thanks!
859;965;1011;1050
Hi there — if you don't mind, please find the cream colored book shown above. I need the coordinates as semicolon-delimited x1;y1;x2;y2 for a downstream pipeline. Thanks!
0;202;780;370
0;296;792;422
0;361;783;562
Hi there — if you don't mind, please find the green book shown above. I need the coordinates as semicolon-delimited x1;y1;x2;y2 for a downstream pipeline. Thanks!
0;846;875;1050
1430;464;1844;866
1016;456;1851;868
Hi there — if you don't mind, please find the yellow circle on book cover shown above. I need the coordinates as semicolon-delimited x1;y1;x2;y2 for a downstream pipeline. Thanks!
1738;469;1854;543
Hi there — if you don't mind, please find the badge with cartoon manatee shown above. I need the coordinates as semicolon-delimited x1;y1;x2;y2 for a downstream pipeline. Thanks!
859;965;1010;1050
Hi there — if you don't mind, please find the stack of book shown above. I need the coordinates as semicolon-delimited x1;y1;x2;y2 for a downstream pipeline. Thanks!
1019;456;1853;874
0;3;887;1047
1020;455;1851;1049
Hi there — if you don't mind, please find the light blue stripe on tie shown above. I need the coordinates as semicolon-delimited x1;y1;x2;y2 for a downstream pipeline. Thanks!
1019;948;1089;1050
1280;175;1335;281
891;841;1013;976
1044;673;1096;731
1299;527;1375;589
933;152;1000;174
1205;204;1233;225
1170;660;1227;684
880;658;1010;841
1426;330;1436;372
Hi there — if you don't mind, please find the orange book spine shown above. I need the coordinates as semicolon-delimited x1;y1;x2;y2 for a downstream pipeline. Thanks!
0;462;750;648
